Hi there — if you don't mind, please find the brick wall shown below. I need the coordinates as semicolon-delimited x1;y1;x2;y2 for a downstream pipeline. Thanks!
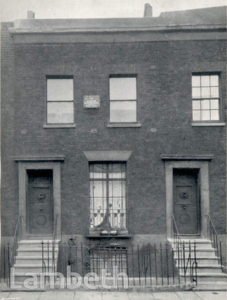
1;27;226;238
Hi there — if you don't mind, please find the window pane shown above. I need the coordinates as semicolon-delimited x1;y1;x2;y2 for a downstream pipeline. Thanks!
192;76;200;87
90;181;107;227
193;110;201;121
211;110;219;120
109;181;126;229
192;87;200;98
210;99;219;109
201;76;210;86
110;77;136;100
47;102;74;123
90;181;107;203
109;163;126;179
110;101;136;122
210;87;219;98
210;75;219;86
47;79;73;101
201;110;210;121
90;163;107;179
192;100;200;110
109;181;125;203
201;87;210;98
201;100;210;110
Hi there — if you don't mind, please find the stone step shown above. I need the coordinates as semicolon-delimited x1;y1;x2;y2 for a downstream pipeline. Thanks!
14;265;56;273
196;258;220;265
15;256;57;264
195;281;227;291
169;238;211;244
18;245;58;251
179;266;223;275
17;249;58;257
19;240;59;243
192;274;227;283
176;258;220;267
174;252;217;259
13;273;51;284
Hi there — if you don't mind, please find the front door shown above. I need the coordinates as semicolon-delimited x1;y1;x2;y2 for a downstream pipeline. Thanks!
173;169;200;235
27;170;53;235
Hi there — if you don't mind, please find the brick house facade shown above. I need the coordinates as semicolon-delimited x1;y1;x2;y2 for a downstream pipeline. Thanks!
1;5;227;276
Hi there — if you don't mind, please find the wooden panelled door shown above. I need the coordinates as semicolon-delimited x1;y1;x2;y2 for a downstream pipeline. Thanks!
173;169;200;235
27;170;53;235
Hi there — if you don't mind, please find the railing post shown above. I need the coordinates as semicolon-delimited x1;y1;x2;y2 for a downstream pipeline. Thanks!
183;242;186;284
166;242;169;285
154;243;158;285
219;241;223;271
8;243;11;288
160;243;163;286
137;245;141;286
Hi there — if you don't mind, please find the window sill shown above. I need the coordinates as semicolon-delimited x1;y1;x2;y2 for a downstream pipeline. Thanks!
43;124;76;128
191;122;225;127
87;233;131;239
88;229;129;238
107;122;141;128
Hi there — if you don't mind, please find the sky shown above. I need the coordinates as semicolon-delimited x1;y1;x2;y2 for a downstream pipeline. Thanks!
0;0;226;21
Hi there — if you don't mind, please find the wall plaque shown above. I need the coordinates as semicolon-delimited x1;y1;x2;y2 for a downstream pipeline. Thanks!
83;95;100;108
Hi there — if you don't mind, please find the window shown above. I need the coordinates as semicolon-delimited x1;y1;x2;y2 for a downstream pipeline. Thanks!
89;162;126;231
109;76;137;123
47;77;74;124
89;247;127;276
192;74;220;122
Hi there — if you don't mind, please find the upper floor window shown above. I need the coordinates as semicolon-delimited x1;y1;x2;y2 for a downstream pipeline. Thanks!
109;75;137;123
192;74;220;122
89;162;126;231
47;77;74;124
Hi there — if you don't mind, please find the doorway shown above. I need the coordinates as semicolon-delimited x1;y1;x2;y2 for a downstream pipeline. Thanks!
173;169;200;235
26;170;53;235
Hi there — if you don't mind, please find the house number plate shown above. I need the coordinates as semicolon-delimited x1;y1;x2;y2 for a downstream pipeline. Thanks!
83;95;100;108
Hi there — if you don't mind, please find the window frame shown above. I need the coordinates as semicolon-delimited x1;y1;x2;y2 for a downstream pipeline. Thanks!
191;72;222;123
109;74;138;124
89;161;128;233
46;75;75;126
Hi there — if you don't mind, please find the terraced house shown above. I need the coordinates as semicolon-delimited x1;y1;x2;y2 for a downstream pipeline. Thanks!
1;4;227;290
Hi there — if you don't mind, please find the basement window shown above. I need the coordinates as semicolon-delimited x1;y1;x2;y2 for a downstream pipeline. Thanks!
89;247;127;276
47;76;74;124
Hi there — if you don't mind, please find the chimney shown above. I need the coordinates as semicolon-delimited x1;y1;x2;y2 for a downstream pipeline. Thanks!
27;10;35;19
144;3;153;17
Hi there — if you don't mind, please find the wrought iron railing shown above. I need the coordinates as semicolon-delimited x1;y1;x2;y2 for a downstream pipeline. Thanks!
3;239;198;289
206;214;224;271
171;215;198;285
55;241;197;288
41;214;59;275
11;215;23;267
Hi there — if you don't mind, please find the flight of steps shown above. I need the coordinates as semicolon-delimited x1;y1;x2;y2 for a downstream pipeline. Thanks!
170;238;227;291
11;239;59;287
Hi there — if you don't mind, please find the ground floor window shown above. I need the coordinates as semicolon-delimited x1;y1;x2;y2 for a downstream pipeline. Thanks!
89;162;126;231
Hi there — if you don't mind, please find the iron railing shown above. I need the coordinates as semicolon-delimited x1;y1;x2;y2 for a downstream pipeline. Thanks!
206;214;224;271
171;215;198;285
41;214;59;275
1;216;23;287
11;216;22;268
2;239;198;289
55;241;197;288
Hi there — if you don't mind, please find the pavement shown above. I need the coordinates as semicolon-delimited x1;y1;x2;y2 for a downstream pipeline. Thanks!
0;291;227;300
